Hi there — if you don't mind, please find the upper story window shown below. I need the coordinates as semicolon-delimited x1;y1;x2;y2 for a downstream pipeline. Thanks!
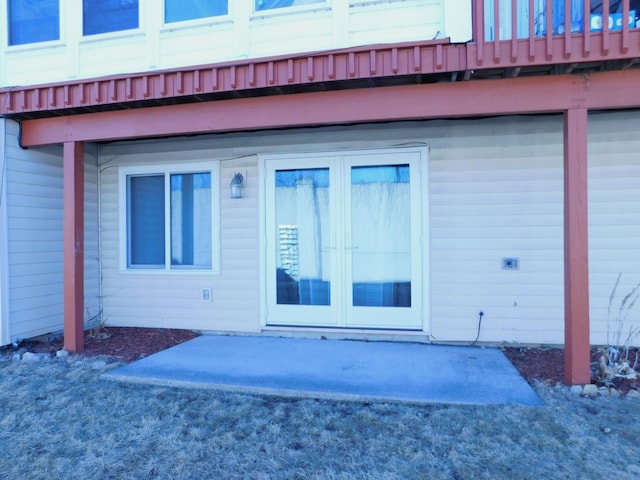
165;0;228;23
7;0;60;46
83;0;139;36
255;0;323;12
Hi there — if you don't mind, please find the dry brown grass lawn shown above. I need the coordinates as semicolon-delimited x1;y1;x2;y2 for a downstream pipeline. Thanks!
1;355;639;479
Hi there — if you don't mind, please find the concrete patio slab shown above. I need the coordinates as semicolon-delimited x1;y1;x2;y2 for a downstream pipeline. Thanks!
102;335;542;406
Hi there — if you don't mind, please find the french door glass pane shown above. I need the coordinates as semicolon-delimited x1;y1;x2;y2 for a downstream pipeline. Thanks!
8;0;59;46
165;0;228;23
170;173;212;268
351;164;411;307
275;168;330;305
128;175;165;267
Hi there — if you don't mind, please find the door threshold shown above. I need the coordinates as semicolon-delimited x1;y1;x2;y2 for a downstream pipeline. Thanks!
260;326;431;344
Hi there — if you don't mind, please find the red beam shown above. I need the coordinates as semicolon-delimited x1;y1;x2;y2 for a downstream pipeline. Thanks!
563;108;590;385
63;142;85;353
19;70;640;147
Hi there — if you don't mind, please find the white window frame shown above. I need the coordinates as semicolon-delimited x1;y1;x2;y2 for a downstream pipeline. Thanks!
118;161;220;274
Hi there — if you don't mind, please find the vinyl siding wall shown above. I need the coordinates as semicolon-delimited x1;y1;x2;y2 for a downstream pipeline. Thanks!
588;111;640;347
98;113;640;346
2;120;100;344
428;117;565;344
99;142;261;332
98;116;567;344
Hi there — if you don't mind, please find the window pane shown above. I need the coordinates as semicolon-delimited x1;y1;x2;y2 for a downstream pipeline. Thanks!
275;168;330;305
255;0;323;12
83;0;139;36
165;0;228;23
170;173;212;268
351;164;411;307
8;0;59;46
128;175;165;267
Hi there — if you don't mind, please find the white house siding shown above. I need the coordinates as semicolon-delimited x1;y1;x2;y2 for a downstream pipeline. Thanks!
588;111;640;347
98;142;261;332
428;116;565;345
0;1;460;87
83;145;101;328
1;120;100;344
99;116;572;345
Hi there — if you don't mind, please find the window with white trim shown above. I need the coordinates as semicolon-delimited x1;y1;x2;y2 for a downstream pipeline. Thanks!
121;163;219;272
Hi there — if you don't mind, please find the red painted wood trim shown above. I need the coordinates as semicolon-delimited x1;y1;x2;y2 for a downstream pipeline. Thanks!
493;1;500;62
511;0;518;61
529;0;536;58
583;0;591;54
19;70;640;147
472;0;484;64
194;70;202;92
622;0;630;52
268;61;276;84
414;46;422;71
564;0;571;56
546;0;553;58
211;68;218;90
3;91;12;111
603;0;610;54
249;63;256;86
63;142;85;353
563;108;590;385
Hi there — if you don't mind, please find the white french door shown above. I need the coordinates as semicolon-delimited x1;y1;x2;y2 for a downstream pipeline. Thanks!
264;148;426;330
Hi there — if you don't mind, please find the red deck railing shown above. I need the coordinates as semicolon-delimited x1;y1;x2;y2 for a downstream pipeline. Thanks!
469;0;640;69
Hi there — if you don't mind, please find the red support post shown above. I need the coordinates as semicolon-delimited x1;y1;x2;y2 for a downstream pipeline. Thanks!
563;108;590;385
63;141;85;352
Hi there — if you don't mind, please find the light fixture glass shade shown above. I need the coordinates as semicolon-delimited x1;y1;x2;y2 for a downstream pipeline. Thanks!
230;172;244;199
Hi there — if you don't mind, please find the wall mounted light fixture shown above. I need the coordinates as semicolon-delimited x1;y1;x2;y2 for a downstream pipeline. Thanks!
230;172;244;199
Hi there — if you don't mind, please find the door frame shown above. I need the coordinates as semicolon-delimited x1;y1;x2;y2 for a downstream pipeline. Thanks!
259;146;430;333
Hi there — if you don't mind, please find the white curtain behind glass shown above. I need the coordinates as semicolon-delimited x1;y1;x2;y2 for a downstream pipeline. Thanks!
170;173;211;268
351;182;411;284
